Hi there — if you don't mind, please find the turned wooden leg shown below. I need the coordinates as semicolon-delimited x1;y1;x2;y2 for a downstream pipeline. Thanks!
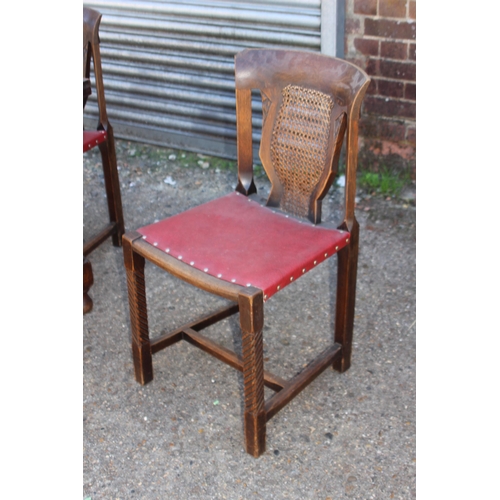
333;218;359;373
239;287;266;457
83;256;94;315
99;126;125;247
123;233;153;385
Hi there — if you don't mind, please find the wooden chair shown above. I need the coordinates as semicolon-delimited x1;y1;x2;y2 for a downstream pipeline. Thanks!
83;7;125;314
123;49;370;457
83;7;125;257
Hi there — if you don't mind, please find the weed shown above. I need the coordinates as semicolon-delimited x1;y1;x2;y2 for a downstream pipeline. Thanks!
118;140;263;181
253;163;265;178
358;166;410;197
178;151;200;167
210;157;237;171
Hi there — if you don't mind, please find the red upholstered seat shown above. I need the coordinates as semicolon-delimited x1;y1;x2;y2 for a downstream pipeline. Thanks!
137;192;350;301
83;130;107;152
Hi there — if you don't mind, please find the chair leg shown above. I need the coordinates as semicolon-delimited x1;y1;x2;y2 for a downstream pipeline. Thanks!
99;127;125;247
333;218;360;373
123;234;153;385
83;256;94;314
239;287;266;457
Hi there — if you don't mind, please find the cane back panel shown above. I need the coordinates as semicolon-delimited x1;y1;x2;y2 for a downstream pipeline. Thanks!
235;49;370;224
271;84;335;218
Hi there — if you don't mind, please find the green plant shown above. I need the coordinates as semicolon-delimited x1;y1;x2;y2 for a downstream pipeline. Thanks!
358;166;410;197
210;157;237;171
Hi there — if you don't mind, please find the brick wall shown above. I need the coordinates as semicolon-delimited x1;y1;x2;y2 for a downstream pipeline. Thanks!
344;0;416;173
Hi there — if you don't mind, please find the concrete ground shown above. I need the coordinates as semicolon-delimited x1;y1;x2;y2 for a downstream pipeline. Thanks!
83;140;416;499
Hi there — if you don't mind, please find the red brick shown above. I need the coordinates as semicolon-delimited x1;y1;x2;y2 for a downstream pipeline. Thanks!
409;1;416;19
379;121;406;142
345;18;361;35
381;41;408;60
359;117;380;138
406;126;416;144
354;0;377;15
365;79;378;95
354;37;379;56
346;56;367;71
377;79;405;98
365;18;416;40
364;96;416;119
405;82;416;100
409;43;416;60
365;57;380;76
379;0;407;18
379;60;416;81
359;117;408;142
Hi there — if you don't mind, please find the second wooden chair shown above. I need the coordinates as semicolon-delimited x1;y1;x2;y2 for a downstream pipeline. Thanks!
83;7;125;256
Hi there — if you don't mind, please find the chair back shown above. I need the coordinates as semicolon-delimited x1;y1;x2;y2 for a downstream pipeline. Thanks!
83;7;109;130
235;49;370;225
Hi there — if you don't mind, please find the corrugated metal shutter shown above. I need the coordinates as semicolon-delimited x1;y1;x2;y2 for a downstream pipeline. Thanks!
83;0;343;159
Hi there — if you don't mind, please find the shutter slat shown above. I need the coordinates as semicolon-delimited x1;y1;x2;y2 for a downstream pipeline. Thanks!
84;0;327;159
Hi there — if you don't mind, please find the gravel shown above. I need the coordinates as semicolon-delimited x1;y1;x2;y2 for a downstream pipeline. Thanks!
83;140;416;499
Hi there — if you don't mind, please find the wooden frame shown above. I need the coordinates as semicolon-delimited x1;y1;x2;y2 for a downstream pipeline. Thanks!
83;7;125;255
123;49;370;457
83;7;125;314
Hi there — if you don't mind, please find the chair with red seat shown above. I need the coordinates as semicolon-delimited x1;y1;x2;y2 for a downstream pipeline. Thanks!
123;48;370;457
83;6;124;256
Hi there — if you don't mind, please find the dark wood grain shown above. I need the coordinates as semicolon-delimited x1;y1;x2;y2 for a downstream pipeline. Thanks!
150;304;239;354
183;327;286;392
265;343;342;421
83;74;94;313
334;218;360;372
83;6;125;310
83;222;117;257
123;233;153;385
235;88;257;196
132;237;242;302
83;7;125;254
239;287;266;457
83;256;94;314
235;49;370;225
122;49;370;457
83;78;91;107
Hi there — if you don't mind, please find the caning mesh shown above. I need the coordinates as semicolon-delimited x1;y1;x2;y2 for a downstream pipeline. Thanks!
270;85;334;218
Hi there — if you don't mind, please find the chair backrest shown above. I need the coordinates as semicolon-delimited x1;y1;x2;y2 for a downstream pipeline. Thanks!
234;49;370;225
83;7;109;130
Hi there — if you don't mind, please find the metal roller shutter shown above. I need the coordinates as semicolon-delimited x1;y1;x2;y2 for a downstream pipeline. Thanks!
83;0;344;159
